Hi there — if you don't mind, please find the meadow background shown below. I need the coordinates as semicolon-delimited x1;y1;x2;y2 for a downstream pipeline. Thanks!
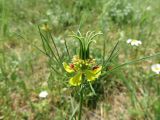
0;0;160;120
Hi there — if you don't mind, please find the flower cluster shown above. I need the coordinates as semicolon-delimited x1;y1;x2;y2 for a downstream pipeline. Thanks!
39;91;48;98
63;56;102;86
151;64;160;74
127;39;142;46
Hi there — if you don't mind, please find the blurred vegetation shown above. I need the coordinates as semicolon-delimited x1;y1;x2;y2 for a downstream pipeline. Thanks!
0;0;160;119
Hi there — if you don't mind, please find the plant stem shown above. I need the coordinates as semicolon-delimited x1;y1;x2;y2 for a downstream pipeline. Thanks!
78;85;83;120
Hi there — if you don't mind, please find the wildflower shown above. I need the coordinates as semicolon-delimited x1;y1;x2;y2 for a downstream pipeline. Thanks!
151;64;160;74
41;24;51;31
127;39;142;46
39;91;48;98
63;56;102;86
63;31;102;86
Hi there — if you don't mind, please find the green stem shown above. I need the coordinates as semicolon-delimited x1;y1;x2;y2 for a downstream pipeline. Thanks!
78;86;83;120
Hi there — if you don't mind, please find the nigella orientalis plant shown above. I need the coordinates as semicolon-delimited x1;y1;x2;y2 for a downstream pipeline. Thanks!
63;31;102;120
37;24;160;120
63;31;103;86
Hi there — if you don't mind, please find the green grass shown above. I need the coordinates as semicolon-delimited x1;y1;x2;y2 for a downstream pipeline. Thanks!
0;0;160;119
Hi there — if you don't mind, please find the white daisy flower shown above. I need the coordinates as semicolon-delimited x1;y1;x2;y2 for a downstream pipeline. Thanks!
127;39;142;46
39;91;48;98
151;64;160;74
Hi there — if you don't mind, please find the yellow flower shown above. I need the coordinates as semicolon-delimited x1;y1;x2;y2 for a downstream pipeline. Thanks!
63;62;102;86
69;72;82;86
41;24;51;31
63;62;75;73
85;66;102;82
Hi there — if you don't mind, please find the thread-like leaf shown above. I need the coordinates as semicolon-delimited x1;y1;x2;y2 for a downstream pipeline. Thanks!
49;33;61;61
103;41;119;69
38;26;60;63
101;52;160;78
